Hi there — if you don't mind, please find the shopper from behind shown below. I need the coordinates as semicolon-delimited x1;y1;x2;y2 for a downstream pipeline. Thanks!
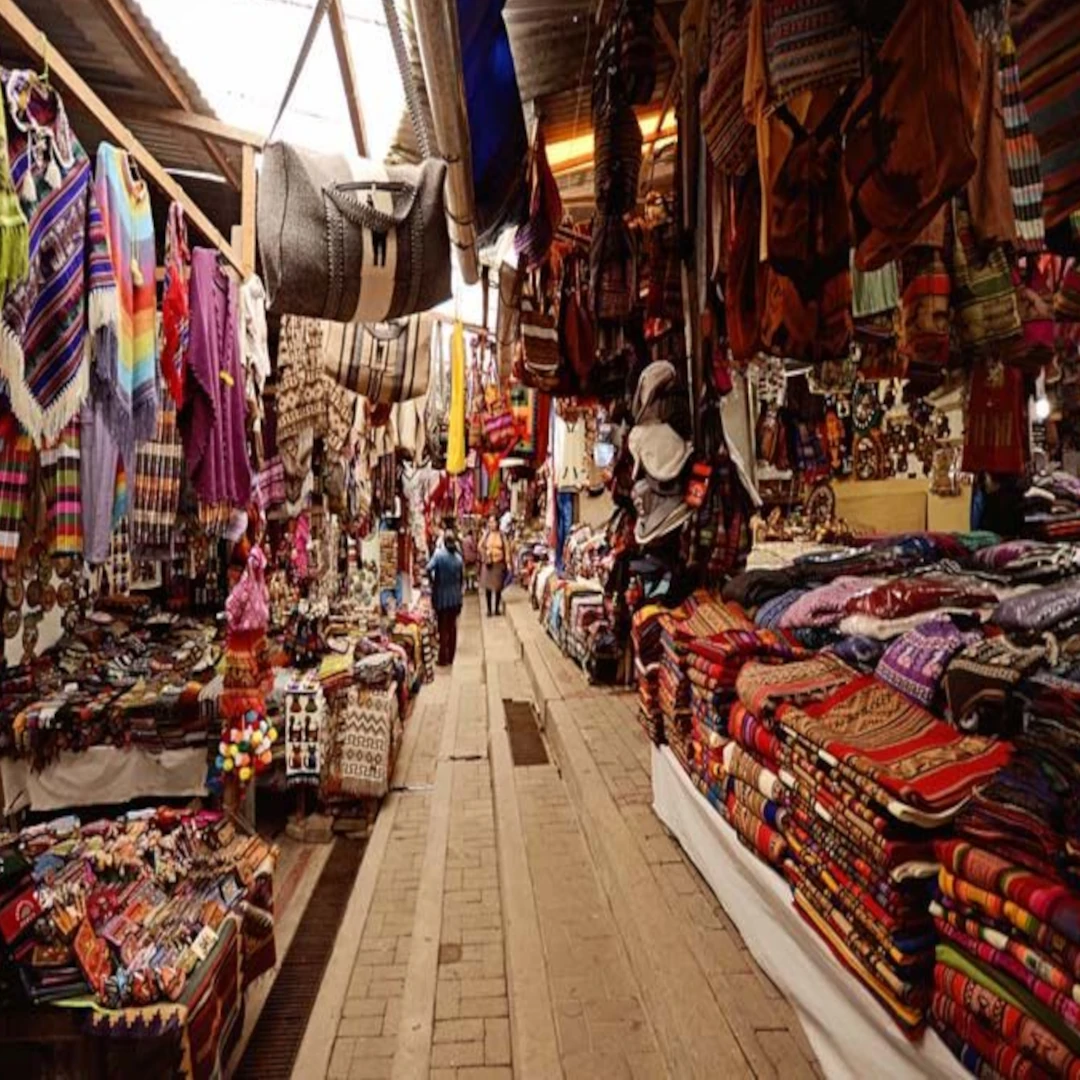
461;528;479;593
480;513;509;616
427;530;464;666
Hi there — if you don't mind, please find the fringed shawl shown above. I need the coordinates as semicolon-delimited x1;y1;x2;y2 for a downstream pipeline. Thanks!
0;69;115;446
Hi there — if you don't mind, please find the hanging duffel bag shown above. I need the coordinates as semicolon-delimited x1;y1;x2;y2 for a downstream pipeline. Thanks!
259;144;451;323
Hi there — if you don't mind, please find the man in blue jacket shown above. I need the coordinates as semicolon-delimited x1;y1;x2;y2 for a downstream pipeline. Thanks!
427;530;465;666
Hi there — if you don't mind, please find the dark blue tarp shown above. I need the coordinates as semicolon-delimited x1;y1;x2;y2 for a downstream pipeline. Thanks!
457;0;528;243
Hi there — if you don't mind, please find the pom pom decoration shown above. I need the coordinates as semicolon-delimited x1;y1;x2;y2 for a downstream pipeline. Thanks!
214;705;279;791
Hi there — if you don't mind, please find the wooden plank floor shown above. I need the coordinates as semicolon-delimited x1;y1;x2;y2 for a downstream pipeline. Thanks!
298;590;822;1079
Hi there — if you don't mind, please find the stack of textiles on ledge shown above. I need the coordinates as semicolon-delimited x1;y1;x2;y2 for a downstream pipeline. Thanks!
1023;472;1080;543
928;704;1080;1079
685;624;805;810
631;605;666;743
654;591;751;769
731;653;1011;1035
930;841;1080;1080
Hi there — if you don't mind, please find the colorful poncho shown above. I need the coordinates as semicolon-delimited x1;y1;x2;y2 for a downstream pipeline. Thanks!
0;69;115;446
92;142;158;467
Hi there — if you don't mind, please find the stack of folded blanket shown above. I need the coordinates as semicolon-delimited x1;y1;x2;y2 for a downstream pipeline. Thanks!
732;654;1011;1034
656;593;761;771
657;613;693;769
930;839;1080;1079
632;606;667;743
723;702;790;869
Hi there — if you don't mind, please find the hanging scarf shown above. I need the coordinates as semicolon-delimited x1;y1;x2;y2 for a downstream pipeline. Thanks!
161;202;190;406
446;322;467;475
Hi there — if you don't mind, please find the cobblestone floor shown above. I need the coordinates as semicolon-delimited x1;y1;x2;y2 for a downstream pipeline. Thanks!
296;592;821;1080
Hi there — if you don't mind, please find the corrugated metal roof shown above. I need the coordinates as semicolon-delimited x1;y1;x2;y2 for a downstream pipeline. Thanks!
507;0;682;147
1;0;241;180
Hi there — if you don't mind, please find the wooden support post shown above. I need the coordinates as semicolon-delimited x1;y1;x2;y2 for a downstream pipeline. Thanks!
327;0;368;157
0;0;244;272
240;144;257;277
91;0;241;188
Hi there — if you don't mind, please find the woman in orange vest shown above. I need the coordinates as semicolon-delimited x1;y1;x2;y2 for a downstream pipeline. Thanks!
479;513;509;616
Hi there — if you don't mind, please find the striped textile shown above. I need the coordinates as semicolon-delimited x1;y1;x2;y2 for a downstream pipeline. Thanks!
0;69;116;447
0;430;32;561
323;315;432;405
40;421;82;556
93;143;159;469
131;394;183;552
763;0;863;105
700;0;755;174
998;32;1046;252
1012;0;1080;229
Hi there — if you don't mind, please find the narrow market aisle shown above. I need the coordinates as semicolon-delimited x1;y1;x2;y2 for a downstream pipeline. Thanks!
298;592;822;1080
501;589;823;1080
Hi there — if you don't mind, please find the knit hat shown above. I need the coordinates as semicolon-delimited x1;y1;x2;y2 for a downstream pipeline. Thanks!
628;422;693;482
632;478;692;545
632;360;678;423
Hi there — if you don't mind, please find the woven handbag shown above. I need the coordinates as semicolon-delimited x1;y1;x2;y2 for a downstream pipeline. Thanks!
259;145;450;323
257;0;451;323
518;293;561;390
322;316;433;404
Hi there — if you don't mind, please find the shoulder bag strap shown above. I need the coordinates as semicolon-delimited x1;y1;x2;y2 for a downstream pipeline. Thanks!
268;0;331;142
381;0;434;159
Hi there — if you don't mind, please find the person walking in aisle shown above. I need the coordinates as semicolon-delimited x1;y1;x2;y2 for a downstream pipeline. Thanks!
480;513;509;616
427;530;464;665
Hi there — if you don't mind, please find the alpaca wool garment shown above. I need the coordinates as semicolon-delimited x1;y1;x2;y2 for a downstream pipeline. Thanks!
160;202;190;407
92;143;159;468
0;70;116;447
180;248;251;516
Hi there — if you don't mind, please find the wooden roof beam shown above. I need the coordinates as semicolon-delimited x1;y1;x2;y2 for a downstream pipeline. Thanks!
0;0;243;272
118;103;265;149
90;0;241;188
327;0;368;157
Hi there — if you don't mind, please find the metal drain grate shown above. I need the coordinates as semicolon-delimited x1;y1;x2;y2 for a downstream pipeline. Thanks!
234;838;365;1079
504;699;548;766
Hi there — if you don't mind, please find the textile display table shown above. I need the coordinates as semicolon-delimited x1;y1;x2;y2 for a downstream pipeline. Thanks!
1;747;209;815
651;745;968;1080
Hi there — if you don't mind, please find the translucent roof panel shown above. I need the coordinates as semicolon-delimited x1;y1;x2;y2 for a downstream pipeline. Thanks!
135;0;405;159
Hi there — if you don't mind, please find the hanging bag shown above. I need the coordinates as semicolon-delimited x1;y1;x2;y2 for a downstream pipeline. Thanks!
517;280;561;390
258;0;451;323
559;253;596;384
323;315;433;403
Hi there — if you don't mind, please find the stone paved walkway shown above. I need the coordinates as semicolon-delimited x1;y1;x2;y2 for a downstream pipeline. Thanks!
294;591;821;1079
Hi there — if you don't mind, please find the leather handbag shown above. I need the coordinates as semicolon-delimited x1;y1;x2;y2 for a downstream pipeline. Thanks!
259;145;450;323
322;316;432;404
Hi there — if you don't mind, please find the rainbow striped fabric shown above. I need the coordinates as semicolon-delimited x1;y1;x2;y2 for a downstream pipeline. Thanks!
93;143;159;473
0;69;115;448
